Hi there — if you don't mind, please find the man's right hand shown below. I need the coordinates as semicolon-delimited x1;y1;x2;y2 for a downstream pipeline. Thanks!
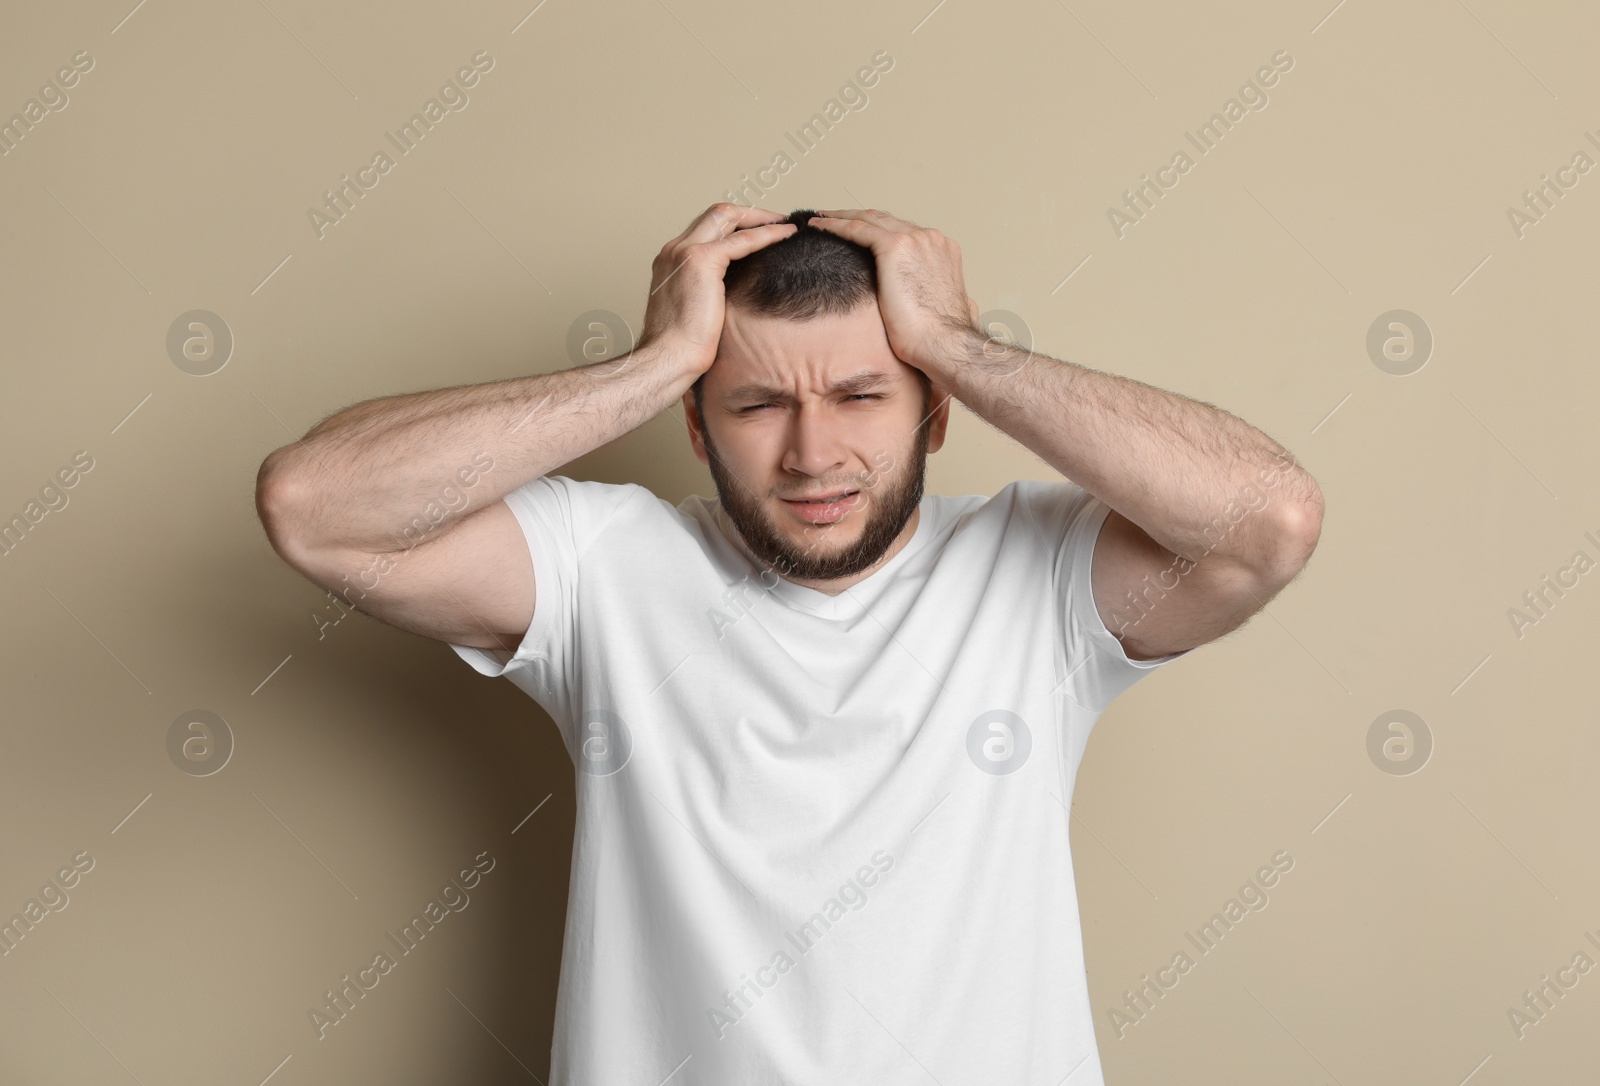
636;203;798;377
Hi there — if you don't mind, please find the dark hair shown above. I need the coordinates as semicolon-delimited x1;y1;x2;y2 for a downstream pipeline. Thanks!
692;207;929;421
722;208;877;318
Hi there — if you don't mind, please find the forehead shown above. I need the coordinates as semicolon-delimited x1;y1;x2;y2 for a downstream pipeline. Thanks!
711;302;900;390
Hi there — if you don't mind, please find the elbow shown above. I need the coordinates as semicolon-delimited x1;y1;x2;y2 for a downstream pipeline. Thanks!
1289;471;1324;552
1266;484;1323;584
254;448;310;565
255;449;365;598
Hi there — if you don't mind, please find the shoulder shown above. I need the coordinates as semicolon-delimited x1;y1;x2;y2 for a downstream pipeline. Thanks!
483;477;686;573
937;479;1097;546
505;475;660;537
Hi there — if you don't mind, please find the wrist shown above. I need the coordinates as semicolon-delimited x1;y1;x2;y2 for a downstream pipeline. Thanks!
916;323;983;383
639;336;711;376
624;339;711;401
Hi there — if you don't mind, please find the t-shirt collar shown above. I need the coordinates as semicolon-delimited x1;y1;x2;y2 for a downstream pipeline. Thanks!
712;497;933;617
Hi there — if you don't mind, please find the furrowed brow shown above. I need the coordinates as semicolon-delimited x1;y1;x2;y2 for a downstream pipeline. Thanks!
724;370;896;405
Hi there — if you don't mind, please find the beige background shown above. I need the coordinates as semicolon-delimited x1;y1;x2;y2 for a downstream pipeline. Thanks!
2;0;1596;1082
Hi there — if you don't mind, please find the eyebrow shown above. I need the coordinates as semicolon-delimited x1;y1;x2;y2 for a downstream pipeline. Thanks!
722;370;896;405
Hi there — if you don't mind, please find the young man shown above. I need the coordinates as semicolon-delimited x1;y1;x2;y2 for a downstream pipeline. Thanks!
255;203;1323;1084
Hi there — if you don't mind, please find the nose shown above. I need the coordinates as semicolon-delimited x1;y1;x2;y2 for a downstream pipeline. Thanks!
780;397;849;481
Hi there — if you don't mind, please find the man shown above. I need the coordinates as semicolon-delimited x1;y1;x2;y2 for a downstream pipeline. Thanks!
255;203;1323;1084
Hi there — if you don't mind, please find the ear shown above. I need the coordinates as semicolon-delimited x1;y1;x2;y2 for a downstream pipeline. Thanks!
682;388;710;466
924;374;954;455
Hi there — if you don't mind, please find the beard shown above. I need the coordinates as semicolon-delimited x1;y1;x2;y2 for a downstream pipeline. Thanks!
703;417;931;584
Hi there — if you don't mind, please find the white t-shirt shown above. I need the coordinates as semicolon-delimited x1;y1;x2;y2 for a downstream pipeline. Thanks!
450;475;1189;1085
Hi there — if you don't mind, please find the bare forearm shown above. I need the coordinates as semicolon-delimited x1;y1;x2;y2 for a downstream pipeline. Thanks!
928;329;1322;570
258;344;694;554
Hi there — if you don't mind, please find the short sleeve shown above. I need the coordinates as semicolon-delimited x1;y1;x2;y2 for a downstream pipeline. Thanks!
1028;481;1191;713
447;475;640;726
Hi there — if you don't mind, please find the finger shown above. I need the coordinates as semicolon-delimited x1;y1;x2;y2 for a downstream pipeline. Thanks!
685;203;788;244
712;220;799;261
653;220;794;296
811;208;915;231
804;214;888;248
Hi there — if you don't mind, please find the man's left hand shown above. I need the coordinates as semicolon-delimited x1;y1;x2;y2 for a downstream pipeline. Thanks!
805;208;979;376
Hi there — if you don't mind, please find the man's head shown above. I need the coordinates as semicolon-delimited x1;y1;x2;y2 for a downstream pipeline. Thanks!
683;208;951;589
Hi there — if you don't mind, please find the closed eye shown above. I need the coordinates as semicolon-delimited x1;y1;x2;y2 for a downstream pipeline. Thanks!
738;394;883;414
